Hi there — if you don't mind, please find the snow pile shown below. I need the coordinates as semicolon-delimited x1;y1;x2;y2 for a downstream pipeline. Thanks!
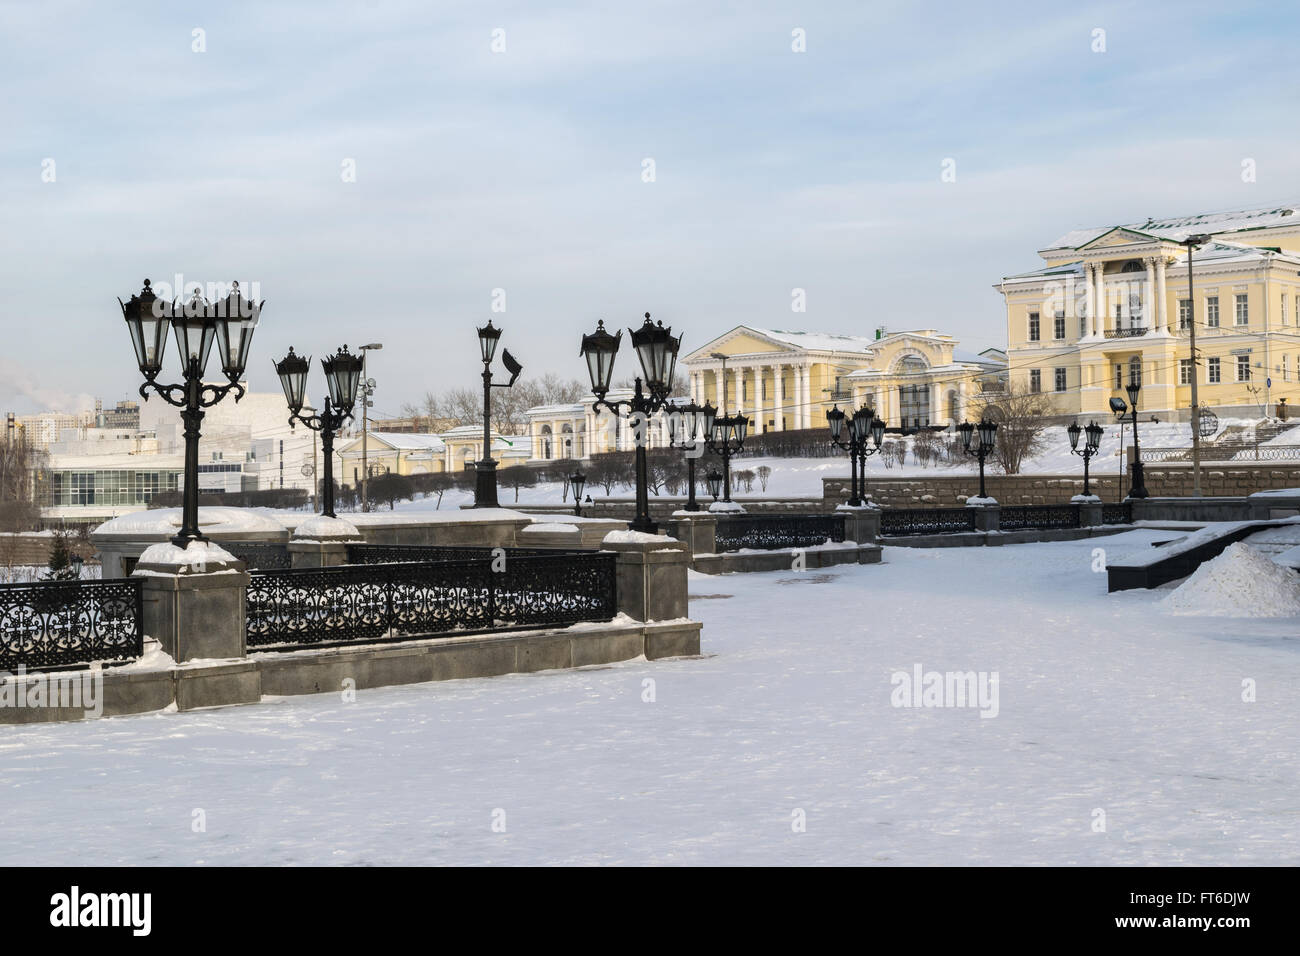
1161;542;1300;617
521;523;579;534
292;515;361;541
136;539;239;571
965;495;998;507
603;530;669;545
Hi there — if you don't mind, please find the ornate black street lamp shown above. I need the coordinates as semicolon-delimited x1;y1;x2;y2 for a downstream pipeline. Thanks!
957;419;998;499
120;279;260;547
667;400;716;512
474;320;523;508
706;469;723;502
1067;420;1104;498
568;469;586;516
274;345;364;518
580;312;681;533
706;410;748;503
1123;379;1148;498
827;404;886;506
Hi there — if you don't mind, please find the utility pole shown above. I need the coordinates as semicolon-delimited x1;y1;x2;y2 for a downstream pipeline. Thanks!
358;343;382;511
1181;235;1212;497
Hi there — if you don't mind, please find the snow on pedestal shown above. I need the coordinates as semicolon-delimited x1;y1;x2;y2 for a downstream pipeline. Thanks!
135;539;240;573
602;529;670;545
708;501;746;514
964;496;998;507
291;515;362;542
1071;494;1102;504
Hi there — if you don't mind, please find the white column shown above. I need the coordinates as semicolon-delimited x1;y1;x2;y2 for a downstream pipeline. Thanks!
773;364;785;430
1096;263;1108;335
1156;257;1169;331
1144;257;1156;330
751;366;764;434
714;366;725;410
1084;264;1096;337
793;365;804;429
798;364;811;429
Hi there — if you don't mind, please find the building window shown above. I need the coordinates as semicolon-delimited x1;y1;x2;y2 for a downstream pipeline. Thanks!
1178;299;1191;329
1179;359;1192;385
1206;296;1219;328
1029;369;1041;393
1053;313;1065;340
1283;296;1289;326
1128;357;1142;388
1114;364;1123;390
1237;354;1251;381
1028;312;1040;342
1208;357;1221;383
1235;294;1249;326
1054;367;1067;392
1079;315;1088;337
1284;355;1290;382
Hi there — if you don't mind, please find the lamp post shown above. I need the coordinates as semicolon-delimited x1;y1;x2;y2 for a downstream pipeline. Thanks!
357;343;382;511
1066;420;1104;498
827;404;886;506
119;278;260;547
1124;380;1148;498
274;345;364;518
667;400;716;511
474;320;523;508
579;312;682;533
1180;233;1213;497
568;469;586;516
957;419;998;499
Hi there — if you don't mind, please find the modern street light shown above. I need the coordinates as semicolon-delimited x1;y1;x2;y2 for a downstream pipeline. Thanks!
667;400;716;511
274;345;364;518
357;343;382;511
119;278;260;547
827;404;886;506
1123;379;1149;498
957;419;998;499
474;320;523;508
1066;420;1104;498
568;469;586;517
579;312;681;533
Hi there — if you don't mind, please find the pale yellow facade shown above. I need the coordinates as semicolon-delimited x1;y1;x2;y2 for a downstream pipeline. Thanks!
681;326;1002;432
1000;205;1300;419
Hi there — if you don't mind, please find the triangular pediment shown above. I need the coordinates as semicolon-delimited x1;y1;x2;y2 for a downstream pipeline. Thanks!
682;326;805;362
1079;226;1161;250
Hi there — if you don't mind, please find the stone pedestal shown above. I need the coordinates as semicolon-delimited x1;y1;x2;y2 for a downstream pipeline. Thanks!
967;503;1001;533
668;513;717;554
838;506;881;544
133;541;251;663
1077;501;1104;527
289;515;362;569
601;531;691;625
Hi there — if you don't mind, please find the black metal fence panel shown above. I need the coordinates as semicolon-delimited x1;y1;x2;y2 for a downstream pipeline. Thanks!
713;514;845;552
879;507;978;536
345;544;557;565
247;551;617;650
1100;502;1133;525
999;504;1082;531
0;578;144;670
225;543;293;570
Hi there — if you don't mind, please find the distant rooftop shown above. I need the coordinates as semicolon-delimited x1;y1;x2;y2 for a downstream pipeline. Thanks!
1046;204;1300;251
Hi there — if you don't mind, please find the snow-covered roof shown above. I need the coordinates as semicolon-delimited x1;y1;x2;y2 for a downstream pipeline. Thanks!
1045;204;1300;251
365;432;447;451
747;327;877;353
48;453;185;470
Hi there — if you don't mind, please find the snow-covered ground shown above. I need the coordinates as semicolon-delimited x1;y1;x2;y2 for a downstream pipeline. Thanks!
2;529;1296;865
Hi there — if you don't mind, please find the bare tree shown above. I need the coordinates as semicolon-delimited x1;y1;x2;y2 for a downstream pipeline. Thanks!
969;381;1055;475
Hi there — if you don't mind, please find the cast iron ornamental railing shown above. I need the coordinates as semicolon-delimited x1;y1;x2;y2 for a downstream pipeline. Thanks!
0;578;144;670
879;507;978;536
712;514;846;553
246;551;617;650
225;543;293;570
1100;502;1133;525
999;504;1081;530
346;544;559;564
1141;444;1300;463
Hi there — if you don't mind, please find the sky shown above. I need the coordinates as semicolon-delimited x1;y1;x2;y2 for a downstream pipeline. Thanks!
3;0;1299;416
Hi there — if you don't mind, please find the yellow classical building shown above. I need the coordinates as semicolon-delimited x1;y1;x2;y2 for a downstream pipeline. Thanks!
999;204;1300;420
681;326;1003;432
